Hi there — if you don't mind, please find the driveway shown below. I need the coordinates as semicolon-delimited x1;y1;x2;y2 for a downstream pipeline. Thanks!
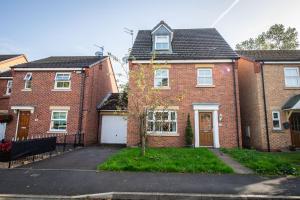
20;146;122;170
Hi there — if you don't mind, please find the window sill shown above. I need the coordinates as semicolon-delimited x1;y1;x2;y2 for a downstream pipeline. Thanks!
152;86;171;90
22;89;32;92
147;132;179;137
47;130;67;134
272;129;285;133
52;89;71;92
284;87;300;90
196;85;215;88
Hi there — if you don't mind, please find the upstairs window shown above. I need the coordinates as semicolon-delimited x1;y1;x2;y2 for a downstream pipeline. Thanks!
155;35;169;50
197;68;213;86
24;73;32;90
284;67;300;87
54;73;71;89
154;69;169;88
272;111;281;130
6;80;12;95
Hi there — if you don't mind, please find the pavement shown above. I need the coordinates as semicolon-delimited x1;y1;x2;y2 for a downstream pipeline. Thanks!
20;145;121;170
211;149;253;174
0;146;299;197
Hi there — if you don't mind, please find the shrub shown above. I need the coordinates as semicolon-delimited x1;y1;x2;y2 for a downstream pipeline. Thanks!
185;113;193;146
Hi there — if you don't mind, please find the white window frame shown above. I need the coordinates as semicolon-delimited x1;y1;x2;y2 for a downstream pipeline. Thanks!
272;111;281;130
23;73;32;90
154;69;169;88
146;110;177;134
197;68;213;86
54;72;71;90
49;110;68;132
284;67;300;87
155;35;170;50
6;80;12;95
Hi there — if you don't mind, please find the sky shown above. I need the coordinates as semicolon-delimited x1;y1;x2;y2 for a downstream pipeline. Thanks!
1;0;300;83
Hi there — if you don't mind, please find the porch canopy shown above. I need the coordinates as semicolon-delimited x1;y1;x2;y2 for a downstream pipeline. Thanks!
282;94;300;119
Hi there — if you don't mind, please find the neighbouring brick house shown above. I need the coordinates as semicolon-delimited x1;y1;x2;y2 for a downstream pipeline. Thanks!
237;50;300;151
127;21;242;148
0;54;28;140
5;56;118;145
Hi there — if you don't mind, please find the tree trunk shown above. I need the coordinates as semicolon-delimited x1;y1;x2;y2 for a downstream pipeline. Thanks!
139;112;146;156
141;134;146;156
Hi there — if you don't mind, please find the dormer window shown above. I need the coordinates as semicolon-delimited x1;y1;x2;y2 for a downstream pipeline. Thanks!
155;35;170;50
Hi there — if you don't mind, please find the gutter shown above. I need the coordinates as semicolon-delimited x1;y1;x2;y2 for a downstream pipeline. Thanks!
260;62;271;152
78;70;86;145
232;59;240;148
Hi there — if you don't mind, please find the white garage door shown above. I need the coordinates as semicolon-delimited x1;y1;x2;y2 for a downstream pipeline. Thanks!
101;115;127;144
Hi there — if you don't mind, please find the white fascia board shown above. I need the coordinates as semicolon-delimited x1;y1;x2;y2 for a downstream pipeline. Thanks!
132;59;234;64
264;61;300;64
0;77;13;79
13;68;84;71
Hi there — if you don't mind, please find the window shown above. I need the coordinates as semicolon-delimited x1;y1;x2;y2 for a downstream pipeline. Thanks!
147;110;177;134
154;69;169;87
54;73;71;89
284;67;300;87
50;111;68;131
272;111;281;130
6;80;12;95
155;35;169;50
24;73;32;89
197;68;213;86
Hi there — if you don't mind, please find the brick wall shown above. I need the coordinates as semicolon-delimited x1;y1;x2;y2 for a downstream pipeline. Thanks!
6;58;118;145
127;62;241;148
237;58;297;150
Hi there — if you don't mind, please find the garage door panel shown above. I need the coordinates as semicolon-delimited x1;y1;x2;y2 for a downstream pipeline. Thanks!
101;116;127;144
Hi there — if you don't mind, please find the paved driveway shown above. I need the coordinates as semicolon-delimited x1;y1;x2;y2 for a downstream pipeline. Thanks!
20;146;122;170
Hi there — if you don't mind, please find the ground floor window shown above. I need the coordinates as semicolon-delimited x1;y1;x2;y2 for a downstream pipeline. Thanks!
272;111;281;130
147;110;177;134
50;110;68;131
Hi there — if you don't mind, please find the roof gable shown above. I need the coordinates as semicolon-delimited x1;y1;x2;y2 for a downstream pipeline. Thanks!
0;54;22;62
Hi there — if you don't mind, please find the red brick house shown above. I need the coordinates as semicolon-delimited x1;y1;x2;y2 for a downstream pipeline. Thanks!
237;50;300;151
5;56;118;145
0;54;28;140
127;21;242;148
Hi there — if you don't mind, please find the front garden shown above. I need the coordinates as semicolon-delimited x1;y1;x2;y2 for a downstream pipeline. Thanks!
221;148;300;176
98;147;233;173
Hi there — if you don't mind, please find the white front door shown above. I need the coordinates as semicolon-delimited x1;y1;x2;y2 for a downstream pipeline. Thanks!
101;115;127;144
0;123;6;140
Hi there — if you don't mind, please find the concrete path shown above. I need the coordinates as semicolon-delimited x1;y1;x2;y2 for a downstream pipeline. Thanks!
20;146;122;170
0;168;299;196
210;149;253;174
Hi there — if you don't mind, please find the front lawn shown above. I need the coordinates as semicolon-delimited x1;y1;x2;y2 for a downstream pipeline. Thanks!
221;148;300;176
98;148;233;173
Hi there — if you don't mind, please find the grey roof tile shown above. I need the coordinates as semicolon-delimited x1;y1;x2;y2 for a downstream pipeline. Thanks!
12;56;107;68
0;70;12;77
0;55;22;62
236;50;300;61
130;28;238;60
97;93;127;111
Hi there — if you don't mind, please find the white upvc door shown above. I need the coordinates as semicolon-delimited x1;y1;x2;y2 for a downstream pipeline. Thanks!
0;123;6;140
101;116;127;144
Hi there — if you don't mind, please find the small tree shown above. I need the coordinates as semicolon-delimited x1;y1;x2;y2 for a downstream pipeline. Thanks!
185;113;193;147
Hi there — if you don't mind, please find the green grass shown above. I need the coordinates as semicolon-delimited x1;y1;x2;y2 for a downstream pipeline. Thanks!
98;148;233;173
221;148;300;176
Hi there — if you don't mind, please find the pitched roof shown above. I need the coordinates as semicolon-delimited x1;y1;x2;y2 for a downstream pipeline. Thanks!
282;94;300;110
236;50;300;62
0;70;12;78
0;55;22;62
152;20;173;33
12;56;107;69
130;28;238;60
97;93;128;111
